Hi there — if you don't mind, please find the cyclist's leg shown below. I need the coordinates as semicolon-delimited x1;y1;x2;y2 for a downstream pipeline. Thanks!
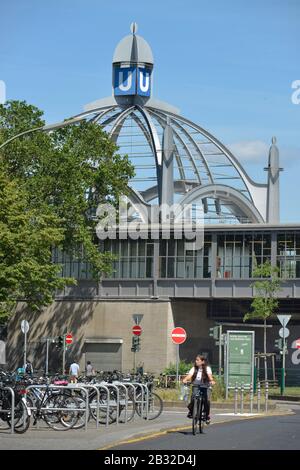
202;388;211;423
187;399;193;418
187;386;197;418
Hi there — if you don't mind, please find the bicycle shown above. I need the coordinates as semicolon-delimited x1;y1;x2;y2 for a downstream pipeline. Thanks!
191;384;210;435
27;382;79;431
134;380;163;420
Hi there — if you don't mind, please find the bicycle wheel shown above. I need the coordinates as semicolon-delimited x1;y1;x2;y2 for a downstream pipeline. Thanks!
136;392;163;420
43;394;78;430
66;395;90;430
118;389;135;423
89;390;118;425
192;397;198;435
198;397;204;434
7;399;30;434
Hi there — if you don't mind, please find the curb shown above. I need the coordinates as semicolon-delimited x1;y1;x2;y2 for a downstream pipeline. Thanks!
98;409;294;450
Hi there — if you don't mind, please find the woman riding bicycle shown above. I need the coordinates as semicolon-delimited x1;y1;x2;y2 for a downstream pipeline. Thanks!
182;355;215;424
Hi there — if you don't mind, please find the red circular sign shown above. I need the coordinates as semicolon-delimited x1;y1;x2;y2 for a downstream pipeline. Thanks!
132;325;142;336
171;327;187;344
296;339;300;349
65;334;73;344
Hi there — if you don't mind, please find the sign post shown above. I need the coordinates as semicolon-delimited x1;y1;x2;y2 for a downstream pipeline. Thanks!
171;327;187;383
21;320;29;368
132;325;142;373
225;331;255;399
277;315;291;395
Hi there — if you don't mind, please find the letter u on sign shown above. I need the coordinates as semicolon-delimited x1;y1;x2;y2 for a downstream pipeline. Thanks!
114;67;136;95
137;68;151;96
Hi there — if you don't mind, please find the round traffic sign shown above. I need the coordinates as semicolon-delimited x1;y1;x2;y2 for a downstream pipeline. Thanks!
279;327;290;338
65;334;73;344
171;327;187;344
295;339;300;349
21;320;29;334
132;325;142;336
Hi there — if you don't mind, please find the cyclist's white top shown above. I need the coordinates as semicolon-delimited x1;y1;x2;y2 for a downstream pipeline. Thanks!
188;366;212;382
70;363;80;376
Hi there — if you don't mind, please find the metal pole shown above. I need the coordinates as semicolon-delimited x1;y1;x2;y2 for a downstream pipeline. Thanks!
257;381;261;413
281;320;286;396
62;334;66;375
265;381;269;413
224;334;228;399
249;382;254;414
240;383;244;414
46;339;49;376
24;329;27;368
218;325;222;378
234;383;238;415
176;344;179;384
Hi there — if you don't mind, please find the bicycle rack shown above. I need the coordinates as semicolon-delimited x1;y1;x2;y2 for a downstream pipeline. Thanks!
112;381;129;424
122;382;137;422
25;384;90;431
0;386;15;434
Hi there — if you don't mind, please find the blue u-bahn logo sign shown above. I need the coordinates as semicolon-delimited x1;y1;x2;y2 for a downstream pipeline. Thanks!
114;66;151;97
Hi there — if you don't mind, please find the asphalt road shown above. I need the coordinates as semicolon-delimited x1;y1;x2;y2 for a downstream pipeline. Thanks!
112;410;300;450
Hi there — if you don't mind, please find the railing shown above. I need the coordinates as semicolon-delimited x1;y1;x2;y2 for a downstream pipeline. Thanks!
0;378;158;434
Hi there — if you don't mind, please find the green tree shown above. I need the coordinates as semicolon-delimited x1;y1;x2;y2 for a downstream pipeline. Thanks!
0;100;134;322
0;166;75;322
243;260;281;382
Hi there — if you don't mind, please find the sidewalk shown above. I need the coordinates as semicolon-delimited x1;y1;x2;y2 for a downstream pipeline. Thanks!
0;403;294;450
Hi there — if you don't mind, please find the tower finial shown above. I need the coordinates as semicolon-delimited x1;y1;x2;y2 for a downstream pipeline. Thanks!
272;136;277;145
130;22;138;35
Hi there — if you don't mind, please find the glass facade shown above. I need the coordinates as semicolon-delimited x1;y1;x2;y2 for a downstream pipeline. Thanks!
159;236;212;278
277;232;300;278
53;230;300;280
102;239;154;279
52;248;94;280
216;232;271;279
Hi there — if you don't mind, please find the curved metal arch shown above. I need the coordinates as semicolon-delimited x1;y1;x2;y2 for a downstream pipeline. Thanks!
150;109;214;184
126;187;152;223
108;106;136;141
90;106;118;124
174;184;265;224
134;114;185;179
147;107;268;202
69;105;118;121
136;106;163;168
148;110;201;184
130;112;157;160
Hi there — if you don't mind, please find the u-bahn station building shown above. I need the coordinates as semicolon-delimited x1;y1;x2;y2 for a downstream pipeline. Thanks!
8;26;300;377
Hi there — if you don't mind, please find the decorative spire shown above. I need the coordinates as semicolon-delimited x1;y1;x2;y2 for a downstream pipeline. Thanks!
130;22;138;35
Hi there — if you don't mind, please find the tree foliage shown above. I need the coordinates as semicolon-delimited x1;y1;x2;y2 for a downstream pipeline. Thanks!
0;100;134;322
243;260;281;323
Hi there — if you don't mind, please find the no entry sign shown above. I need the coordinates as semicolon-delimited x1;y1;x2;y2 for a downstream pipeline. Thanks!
171;327;187;344
65;334;73;344
132;325;142;336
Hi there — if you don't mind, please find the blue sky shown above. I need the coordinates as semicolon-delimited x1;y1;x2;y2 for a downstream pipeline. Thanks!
1;0;299;222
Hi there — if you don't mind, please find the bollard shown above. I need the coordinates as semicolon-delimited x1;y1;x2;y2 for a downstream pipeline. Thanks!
265;381;269;413
234;383;238;415
257;381;261;413
249;382;254;414
240;383;244;414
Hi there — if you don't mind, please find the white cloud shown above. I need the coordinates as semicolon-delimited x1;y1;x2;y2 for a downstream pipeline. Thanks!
228;140;300;166
227;140;269;164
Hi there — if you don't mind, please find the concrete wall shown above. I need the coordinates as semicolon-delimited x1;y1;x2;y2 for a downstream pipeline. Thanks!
7;300;177;375
8;298;300;376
